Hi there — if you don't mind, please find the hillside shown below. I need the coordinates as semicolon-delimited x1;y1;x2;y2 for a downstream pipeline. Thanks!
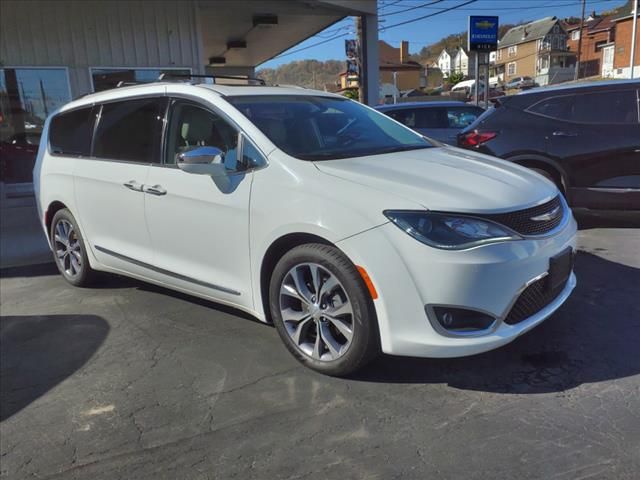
257;60;344;89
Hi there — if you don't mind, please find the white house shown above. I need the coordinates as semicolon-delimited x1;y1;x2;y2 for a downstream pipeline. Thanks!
437;49;454;76
452;48;471;77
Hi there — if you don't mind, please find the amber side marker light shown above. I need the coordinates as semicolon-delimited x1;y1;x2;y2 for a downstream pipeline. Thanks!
356;265;378;300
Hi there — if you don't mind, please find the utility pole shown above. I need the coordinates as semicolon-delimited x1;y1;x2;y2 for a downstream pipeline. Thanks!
574;0;586;80
630;0;638;79
355;16;365;103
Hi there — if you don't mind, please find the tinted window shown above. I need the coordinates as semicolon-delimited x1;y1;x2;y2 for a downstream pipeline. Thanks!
569;90;637;124
93;98;164;162
228;95;431;161
387;108;448;129
165;102;241;170
527;95;573;120
446;106;483;128
49;107;94;156
242;137;266;168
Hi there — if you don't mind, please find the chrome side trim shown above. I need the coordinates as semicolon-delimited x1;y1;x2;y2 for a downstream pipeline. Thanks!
94;245;241;296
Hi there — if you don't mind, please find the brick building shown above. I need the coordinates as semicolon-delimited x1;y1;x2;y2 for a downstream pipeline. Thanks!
565;15;617;78
612;0;640;78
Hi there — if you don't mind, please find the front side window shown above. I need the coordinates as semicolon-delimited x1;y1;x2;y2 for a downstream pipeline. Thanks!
569;91;638;124
50;107;94;156
527;95;573;120
93;98;164;162
165;102;240;170
227;95;432;161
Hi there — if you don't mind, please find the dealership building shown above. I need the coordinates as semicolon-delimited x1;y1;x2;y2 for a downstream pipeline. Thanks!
0;0;379;194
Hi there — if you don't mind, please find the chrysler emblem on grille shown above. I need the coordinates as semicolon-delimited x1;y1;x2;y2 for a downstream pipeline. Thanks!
530;205;561;222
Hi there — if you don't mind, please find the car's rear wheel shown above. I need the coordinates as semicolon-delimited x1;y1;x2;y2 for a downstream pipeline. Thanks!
50;209;95;287
269;243;379;376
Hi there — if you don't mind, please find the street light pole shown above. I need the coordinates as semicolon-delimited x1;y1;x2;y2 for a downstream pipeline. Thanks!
630;0;638;79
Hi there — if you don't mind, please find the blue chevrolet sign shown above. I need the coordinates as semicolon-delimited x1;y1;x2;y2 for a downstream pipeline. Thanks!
468;16;499;51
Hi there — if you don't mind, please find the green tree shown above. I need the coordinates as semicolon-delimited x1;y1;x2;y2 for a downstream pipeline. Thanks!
448;71;465;85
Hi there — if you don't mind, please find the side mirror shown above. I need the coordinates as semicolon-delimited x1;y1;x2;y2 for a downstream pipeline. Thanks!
177;146;227;176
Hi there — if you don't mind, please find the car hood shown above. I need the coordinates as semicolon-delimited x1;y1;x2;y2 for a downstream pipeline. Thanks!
314;146;558;213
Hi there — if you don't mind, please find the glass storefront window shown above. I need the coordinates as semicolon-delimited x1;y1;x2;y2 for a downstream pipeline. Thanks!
0;68;71;184
91;68;191;92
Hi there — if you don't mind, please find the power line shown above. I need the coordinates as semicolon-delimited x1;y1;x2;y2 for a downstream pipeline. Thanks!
380;0;478;31
380;0;447;17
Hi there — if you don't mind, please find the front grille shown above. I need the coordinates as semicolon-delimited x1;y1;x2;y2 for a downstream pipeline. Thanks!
481;196;564;236
504;275;568;325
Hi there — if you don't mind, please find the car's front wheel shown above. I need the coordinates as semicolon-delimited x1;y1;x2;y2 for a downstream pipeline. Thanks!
269;243;380;376
50;208;96;287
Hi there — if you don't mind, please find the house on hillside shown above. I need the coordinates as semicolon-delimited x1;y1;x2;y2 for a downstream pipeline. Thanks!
496;16;576;86
565;13;617;78
612;0;640;78
436;49;456;76
338;40;424;95
451;47;478;77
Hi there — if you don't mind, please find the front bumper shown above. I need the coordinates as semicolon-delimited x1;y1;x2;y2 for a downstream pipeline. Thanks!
337;213;577;358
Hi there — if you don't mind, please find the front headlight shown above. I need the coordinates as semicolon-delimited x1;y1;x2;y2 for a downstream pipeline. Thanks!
384;210;522;250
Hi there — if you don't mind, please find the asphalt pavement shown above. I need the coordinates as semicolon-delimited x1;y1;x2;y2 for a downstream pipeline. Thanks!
1;221;639;479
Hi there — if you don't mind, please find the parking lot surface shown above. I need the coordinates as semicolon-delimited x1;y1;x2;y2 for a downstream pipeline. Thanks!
1;223;639;479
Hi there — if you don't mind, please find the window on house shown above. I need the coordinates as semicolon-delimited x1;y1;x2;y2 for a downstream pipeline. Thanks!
497;49;503;60
595;40;606;52
571;30;580;41
508;46;517;57
507;62;517;76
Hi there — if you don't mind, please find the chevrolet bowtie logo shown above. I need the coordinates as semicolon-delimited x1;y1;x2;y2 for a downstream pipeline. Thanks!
475;21;496;29
531;206;561;222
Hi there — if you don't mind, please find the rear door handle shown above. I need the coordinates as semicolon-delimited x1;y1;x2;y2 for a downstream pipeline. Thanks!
552;131;578;137
143;184;167;196
123;180;144;192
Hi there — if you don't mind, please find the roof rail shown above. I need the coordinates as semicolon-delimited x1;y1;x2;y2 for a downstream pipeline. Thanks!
158;73;266;86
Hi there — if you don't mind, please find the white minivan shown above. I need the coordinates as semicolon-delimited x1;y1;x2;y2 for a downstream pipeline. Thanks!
35;79;577;375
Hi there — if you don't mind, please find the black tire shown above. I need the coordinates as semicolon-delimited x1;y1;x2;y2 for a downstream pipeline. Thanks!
531;168;558;186
50;208;96;287
269;243;380;376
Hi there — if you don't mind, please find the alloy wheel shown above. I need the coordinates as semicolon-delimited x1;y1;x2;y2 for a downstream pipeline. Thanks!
279;263;354;361
53;219;82;277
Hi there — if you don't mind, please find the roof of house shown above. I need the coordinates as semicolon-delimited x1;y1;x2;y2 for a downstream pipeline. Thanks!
612;0;639;20
564;14;616;33
500;16;561;47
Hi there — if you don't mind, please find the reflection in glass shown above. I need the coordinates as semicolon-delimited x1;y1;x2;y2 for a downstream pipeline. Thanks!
0;68;70;184
91;68;191;92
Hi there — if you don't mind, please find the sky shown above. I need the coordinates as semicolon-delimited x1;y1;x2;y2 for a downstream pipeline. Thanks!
260;0;624;68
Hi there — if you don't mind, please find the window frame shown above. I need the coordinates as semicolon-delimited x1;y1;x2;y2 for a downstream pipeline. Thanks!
525;89;640;125
508;45;517;57
159;96;268;173
507;62;517;76
48;104;98;159
89;95;168;165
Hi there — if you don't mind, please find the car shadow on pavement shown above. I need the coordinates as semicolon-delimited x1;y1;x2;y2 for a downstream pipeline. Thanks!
353;251;640;394
0;315;109;421
0;262;58;278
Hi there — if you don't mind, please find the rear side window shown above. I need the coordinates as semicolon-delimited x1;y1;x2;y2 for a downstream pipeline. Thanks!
93;98;164;162
49;107;94;156
446;106;483;128
527;95;573;120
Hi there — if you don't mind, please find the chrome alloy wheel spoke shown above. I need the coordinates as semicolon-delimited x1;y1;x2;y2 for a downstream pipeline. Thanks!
279;263;354;362
54;220;82;277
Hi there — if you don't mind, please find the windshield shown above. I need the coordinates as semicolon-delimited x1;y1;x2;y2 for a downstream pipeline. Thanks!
227;95;433;160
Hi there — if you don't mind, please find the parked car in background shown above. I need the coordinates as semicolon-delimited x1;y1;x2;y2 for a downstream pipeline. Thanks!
0;131;40;183
35;80;576;376
376;101;484;144
458;79;640;211
505;76;536;89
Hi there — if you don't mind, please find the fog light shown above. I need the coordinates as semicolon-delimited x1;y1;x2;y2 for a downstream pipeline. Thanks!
428;306;495;334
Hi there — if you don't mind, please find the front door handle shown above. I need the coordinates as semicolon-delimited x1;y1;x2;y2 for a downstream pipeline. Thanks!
143;184;167;196
552;131;578;137
123;180;144;192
